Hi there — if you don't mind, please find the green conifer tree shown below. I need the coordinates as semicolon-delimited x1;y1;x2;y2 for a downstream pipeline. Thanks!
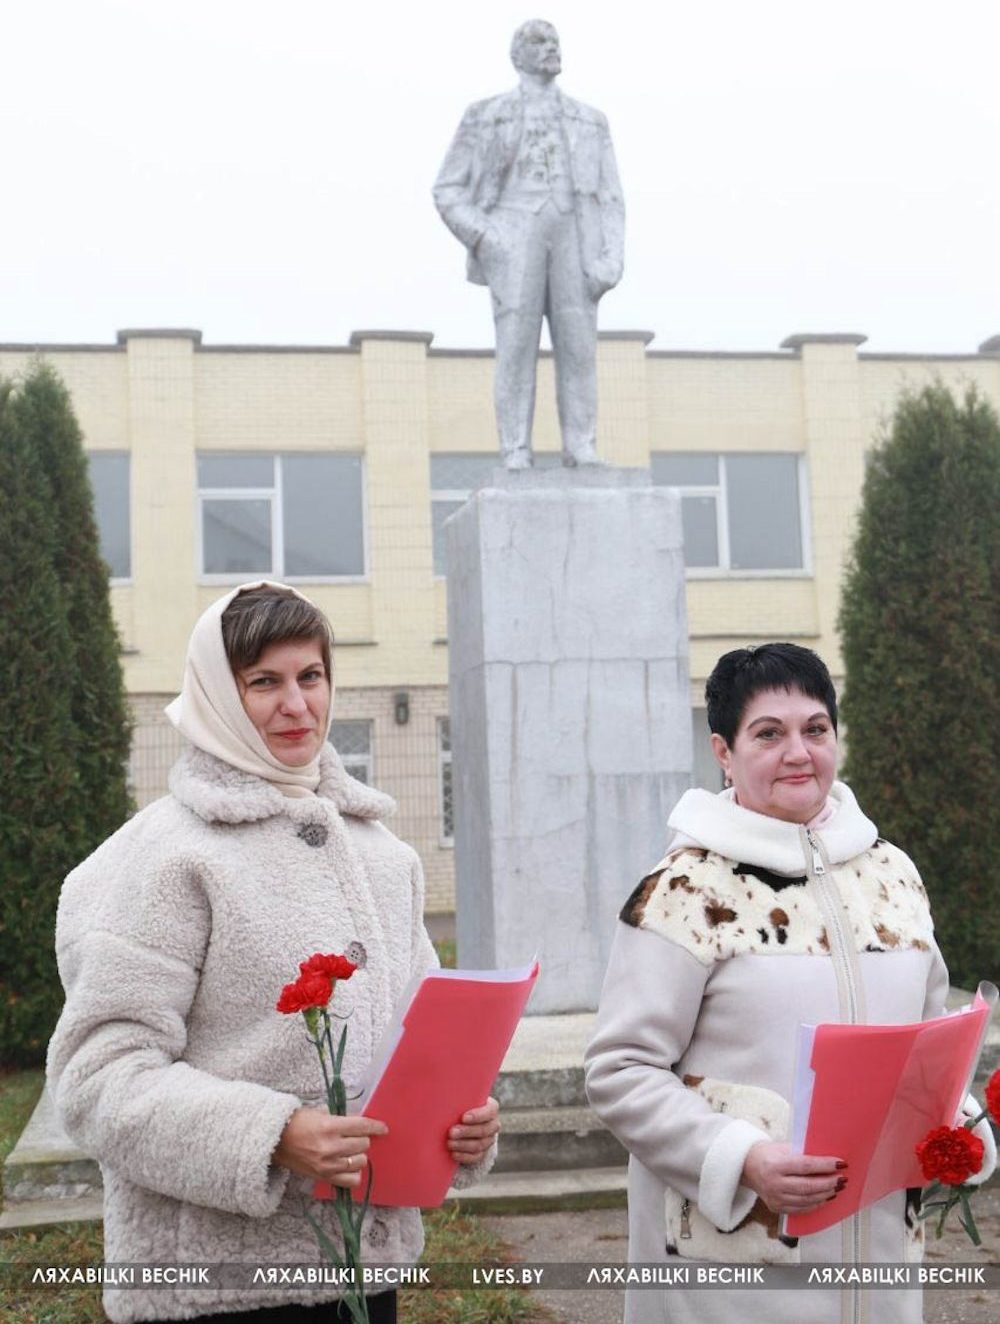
0;384;90;1063
838;383;1000;990
10;362;132;843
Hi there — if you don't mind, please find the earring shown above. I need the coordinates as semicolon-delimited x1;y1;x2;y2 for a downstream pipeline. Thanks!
724;773;733;789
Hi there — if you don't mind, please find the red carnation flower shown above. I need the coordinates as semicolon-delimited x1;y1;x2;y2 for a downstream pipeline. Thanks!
985;1069;1000;1128
299;952;357;982
915;1125;985;1187
276;971;333;1014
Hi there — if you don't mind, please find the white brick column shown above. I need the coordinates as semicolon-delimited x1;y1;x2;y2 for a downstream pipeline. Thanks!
782;332;868;675
120;329;200;693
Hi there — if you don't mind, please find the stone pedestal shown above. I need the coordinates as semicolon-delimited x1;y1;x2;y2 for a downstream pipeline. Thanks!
445;467;691;1013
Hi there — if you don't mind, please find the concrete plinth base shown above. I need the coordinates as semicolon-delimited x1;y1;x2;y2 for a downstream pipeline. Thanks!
445;467;691;1013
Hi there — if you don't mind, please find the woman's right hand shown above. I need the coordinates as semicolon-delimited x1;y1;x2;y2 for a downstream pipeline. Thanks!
741;1141;846;1214
272;1108;388;1188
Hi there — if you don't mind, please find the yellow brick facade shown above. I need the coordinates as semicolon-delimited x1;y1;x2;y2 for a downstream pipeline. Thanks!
3;327;998;911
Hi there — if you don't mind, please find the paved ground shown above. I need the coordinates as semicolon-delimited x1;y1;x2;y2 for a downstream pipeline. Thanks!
484;1185;1000;1323
484;1205;627;1323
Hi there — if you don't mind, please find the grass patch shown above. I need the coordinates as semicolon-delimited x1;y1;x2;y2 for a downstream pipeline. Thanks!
404;1203;550;1323
434;937;457;969
0;1068;44;1165
0;1071;546;1324
1;1069;105;1322
1;1222;106;1323
0;1212;543;1324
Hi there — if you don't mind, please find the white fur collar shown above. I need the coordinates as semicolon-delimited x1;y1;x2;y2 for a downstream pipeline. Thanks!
168;744;396;826
666;780;877;876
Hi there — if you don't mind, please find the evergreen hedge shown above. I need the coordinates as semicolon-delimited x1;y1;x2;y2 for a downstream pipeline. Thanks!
0;365;131;1065
0;387;88;1062
838;383;1000;991
11;364;132;840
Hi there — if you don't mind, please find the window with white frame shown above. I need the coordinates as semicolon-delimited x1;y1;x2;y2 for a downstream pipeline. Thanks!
430;452;561;575
87;451;131;579
330;719;373;784
197;453;365;579
438;717;454;845
650;452;808;573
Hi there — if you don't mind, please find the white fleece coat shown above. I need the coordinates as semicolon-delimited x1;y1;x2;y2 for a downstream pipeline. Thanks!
47;745;492;1322
584;782;995;1324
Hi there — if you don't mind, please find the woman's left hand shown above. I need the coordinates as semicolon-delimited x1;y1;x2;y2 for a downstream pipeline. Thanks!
447;1096;500;1165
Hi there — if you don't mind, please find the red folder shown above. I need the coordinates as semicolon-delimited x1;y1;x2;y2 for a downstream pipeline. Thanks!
314;960;539;1209
784;983;997;1237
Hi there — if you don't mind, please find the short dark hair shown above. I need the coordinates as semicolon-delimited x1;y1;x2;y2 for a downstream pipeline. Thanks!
221;586;333;679
705;643;837;747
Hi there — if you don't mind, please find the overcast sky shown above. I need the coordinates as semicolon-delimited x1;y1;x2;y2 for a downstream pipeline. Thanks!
3;0;998;354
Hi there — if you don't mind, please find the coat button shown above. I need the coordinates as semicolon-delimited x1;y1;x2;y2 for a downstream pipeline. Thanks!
345;940;367;969
366;1216;389;1248
297;822;328;848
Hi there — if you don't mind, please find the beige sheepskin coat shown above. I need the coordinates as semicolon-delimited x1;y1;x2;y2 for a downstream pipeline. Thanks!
48;744;491;1322
585;782;995;1324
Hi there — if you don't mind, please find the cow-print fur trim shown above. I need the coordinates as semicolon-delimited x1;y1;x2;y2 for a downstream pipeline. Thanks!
903;1187;926;1261
665;1078;800;1263
624;844;934;967
733;862;806;892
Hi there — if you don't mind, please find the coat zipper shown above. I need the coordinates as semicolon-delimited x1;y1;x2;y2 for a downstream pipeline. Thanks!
806;829;857;1025
805;829;826;875
803;828;862;1324
680;1198;692;1239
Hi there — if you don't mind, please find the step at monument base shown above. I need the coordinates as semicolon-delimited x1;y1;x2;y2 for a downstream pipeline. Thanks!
2;1013;624;1228
6;997;992;1228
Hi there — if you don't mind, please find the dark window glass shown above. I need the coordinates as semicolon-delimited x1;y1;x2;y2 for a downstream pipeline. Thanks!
197;454;274;488
330;719;372;783
726;454;802;570
202;498;272;573
87;452;131;578
430;454;499;490
283;453;365;577
680;495;719;568
432;499;466;575
651;453;718;486
439;718;453;842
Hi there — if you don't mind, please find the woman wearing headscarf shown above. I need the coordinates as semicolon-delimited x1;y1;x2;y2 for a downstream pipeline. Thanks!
47;583;499;1324
585;642;995;1324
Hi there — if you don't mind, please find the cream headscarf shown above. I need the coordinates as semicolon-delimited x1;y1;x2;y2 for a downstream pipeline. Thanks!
165;581;334;798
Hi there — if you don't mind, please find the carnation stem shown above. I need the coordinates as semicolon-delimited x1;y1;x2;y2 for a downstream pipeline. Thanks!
299;993;371;1322
958;1190;981;1247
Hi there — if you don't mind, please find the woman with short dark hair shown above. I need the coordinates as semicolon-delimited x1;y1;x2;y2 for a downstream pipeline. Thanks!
48;582;499;1324
586;642;994;1324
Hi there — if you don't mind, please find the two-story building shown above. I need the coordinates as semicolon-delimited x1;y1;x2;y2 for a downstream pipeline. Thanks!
3;326;997;911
